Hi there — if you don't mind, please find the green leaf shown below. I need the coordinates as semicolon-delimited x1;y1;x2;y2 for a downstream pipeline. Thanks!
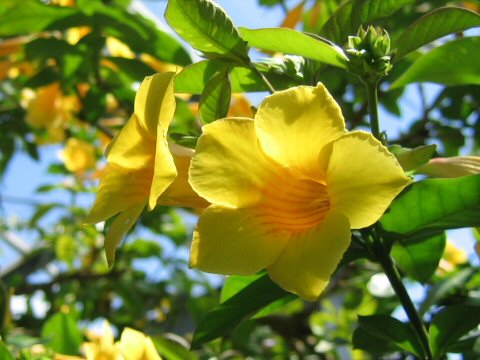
153;335;199;360
352;326;399;354
165;0;249;64
392;37;480;88
175;60;295;94
419;268;476;316
394;7;480;60
320;0;414;45
0;0;78;36
381;175;480;243
446;335;480;354
191;273;289;349
199;67;231;124
356;315;425;358
104;57;156;80
392;232;446;283
239;28;347;68
41;311;83;355
429;305;480;359
0;341;14;360
389;144;437;172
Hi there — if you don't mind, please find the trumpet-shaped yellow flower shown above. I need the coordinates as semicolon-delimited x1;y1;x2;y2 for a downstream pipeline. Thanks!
189;84;411;301
86;72;207;265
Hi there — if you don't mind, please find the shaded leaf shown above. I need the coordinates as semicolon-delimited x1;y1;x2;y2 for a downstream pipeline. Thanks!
165;0;249;64
191;274;289;349
356;315;425;358
41;312;83;356
381;175;480;243
352;326;399;354
153;335;199;360
320;0;414;45
239;27;347;68
392;232;446;283
389;144;437;172
199;67;231;124
394;7;480;60
419;268;476;316
104;57;156;80
429;305;480;359
392;37;480;88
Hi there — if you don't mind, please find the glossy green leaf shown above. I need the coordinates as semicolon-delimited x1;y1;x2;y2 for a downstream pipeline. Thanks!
153;335;199;360
165;0;249;64
392;37;480;88
389;144;437;172
394;7;480;60
239;27;348;68
191;274;289;349
199;66;231;124
356;315;425;358
175;60;295;94
41;312;83;356
392;232;446;283
320;0;414;45
0;0;77;36
381;175;480;243
429;305;480;359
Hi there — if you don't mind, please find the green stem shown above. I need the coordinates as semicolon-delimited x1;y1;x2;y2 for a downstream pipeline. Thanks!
376;244;433;360
250;64;276;94
363;80;381;142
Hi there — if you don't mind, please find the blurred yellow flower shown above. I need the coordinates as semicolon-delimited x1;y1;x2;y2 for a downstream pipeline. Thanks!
189;84;411;300
82;321;161;360
439;240;469;273
60;138;97;174
86;72;207;265
23;82;80;143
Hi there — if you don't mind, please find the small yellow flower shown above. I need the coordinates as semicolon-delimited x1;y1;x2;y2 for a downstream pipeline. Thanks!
60;138;97;174
189;84;411;301
117;328;161;360
86;72;207;265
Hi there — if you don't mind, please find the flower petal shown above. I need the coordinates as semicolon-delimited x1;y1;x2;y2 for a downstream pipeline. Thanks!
85;163;151;224
158;143;209;208
107;114;155;169
135;71;176;134
190;205;290;275
255;83;345;180
104;201;146;267
189;118;275;208
267;210;351;301
323;131;412;229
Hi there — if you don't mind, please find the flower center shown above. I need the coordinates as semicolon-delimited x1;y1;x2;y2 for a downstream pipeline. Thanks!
260;167;330;232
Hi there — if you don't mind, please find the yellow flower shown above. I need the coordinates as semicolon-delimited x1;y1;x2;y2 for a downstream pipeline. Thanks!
86;72;207;265
82;322;162;360
189;84;411;301
60;138;97;174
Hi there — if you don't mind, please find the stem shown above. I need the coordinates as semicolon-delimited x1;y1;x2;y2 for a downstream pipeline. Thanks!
250;64;276;94
363;80;381;142
376;244;433;360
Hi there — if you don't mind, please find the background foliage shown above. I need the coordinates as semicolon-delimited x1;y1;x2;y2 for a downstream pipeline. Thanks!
0;0;479;358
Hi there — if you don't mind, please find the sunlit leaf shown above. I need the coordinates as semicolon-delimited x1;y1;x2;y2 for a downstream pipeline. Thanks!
165;0;249;64
392;37;480;88
239;27;347;68
41;312;83;356
0;341;14;360
320;0;414;44
429;305;480;359
394;7;480;60
381;175;480;243
191;274;289;349
199;66;231;124
356;315;425;358
389;144;437;172
392;232;445;283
